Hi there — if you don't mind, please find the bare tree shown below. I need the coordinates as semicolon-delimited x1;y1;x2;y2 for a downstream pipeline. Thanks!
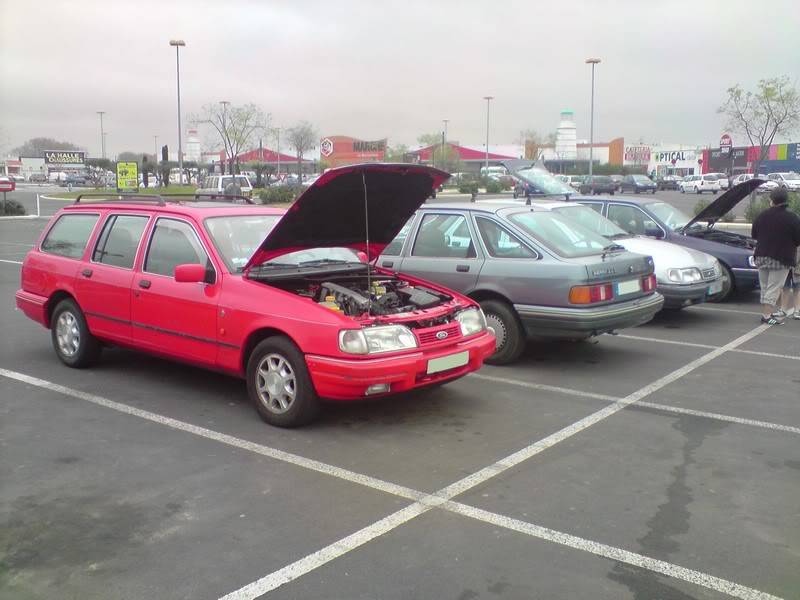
286;121;317;181
12;137;84;157
193;103;269;174
718;77;800;176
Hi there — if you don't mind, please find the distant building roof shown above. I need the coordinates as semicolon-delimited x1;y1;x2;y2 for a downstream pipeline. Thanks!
410;142;518;162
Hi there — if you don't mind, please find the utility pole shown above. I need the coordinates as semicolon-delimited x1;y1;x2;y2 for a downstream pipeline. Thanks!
170;39;186;182
483;96;494;175
585;58;601;177
97;111;105;159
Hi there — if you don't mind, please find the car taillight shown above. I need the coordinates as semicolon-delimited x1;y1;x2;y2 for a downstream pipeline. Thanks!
641;274;657;292
569;283;614;304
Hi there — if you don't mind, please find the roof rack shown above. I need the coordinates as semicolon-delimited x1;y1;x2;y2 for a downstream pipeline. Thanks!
158;193;256;204
74;193;166;206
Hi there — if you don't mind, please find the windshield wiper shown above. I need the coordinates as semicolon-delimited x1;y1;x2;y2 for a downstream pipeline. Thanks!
608;232;631;239
298;258;354;266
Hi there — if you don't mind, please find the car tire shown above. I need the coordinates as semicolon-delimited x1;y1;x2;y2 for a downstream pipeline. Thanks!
708;263;735;303
651;189;656;194
695;186;700;194
247;336;320;427
610;190;615;195
513;190;518;199
50;298;101;368
680;187;685;194
480;300;525;365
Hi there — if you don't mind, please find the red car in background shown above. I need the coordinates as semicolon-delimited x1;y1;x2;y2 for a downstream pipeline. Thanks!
15;164;495;427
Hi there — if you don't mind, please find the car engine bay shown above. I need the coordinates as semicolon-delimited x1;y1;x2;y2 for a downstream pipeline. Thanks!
685;228;756;249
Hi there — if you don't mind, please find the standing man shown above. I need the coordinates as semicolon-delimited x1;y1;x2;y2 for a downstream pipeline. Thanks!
751;188;800;325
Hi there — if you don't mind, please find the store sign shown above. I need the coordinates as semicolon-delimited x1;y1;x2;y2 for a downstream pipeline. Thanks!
353;139;386;153
719;133;733;155
653;150;696;163
116;162;139;191
320;138;334;157
44;150;86;165
624;146;650;162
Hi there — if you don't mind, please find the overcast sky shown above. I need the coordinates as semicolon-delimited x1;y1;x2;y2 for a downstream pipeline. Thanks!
2;0;799;158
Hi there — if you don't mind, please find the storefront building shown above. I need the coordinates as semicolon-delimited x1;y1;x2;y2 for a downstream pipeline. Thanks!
647;145;702;177
702;143;800;175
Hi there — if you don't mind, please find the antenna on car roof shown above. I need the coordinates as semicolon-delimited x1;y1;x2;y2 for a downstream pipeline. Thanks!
362;171;373;316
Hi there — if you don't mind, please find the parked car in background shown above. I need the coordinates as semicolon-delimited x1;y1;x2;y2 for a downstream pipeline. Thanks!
706;173;730;190
15;164;495;427
49;171;67;183
61;173;91;187
197;175;254;198
618;174;656;194
578;175;616;195
609;174;624;190
656;175;680;190
536;201;723;308
567;175;584;189
573;179;762;301
510;167;575;200
378;202;662;364
767;172;800;191
9;173;25;183
730;173;778;194
28;173;48;183
679;174;721;194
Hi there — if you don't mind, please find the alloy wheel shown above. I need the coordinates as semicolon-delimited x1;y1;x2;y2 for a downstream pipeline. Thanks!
255;353;297;414
55;311;80;357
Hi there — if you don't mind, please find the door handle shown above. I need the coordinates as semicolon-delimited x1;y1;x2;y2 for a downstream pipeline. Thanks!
138;279;151;289
382;260;394;268
456;264;470;272
81;268;93;278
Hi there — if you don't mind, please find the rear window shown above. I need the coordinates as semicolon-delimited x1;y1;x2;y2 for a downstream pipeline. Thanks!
508;211;610;258
703;175;718;181
41;213;99;259
221;176;251;188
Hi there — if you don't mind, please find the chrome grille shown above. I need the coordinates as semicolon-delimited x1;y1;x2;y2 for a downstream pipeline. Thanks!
416;323;461;346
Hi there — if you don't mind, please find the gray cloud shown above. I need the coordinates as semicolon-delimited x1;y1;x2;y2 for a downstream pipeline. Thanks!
2;0;798;157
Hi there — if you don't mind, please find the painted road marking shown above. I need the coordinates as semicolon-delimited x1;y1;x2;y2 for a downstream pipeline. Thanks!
690;305;762;316
617;333;800;362
0;259;23;265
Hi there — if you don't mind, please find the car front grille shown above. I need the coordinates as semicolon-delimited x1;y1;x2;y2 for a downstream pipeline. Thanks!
416;323;462;346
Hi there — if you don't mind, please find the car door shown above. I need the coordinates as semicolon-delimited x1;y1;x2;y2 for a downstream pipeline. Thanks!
75;213;150;343
377;215;417;271
131;216;221;365
398;211;482;293
607;203;664;238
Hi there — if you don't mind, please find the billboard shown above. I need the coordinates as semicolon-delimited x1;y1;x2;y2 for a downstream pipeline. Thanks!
116;162;139;191
319;136;386;167
624;145;650;163
44;150;86;165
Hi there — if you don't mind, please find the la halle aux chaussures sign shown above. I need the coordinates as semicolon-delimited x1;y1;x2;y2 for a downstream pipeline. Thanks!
44;151;86;165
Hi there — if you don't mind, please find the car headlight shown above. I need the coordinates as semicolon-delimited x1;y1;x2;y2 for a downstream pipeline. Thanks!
748;255;756;267
338;325;417;355
455;308;487;337
666;267;702;283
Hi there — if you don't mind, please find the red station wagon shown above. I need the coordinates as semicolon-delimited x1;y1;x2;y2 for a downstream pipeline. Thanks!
15;164;496;427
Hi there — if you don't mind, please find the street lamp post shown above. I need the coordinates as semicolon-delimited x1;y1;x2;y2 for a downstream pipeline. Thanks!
585;58;601;177
483;97;493;175
219;100;231;173
97;111;105;159
153;135;158;161
275;127;282;176
170;39;186;183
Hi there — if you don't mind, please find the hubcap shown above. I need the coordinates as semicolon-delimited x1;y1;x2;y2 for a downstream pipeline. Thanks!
55;311;80;357
255;353;297;414
484;313;507;351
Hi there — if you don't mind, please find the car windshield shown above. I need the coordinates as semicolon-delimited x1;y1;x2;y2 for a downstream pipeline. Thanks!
782;172;800;180
507;210;613;257
593;176;612;183
551;205;629;238
632;175;651;182
514;168;574;195
221;176;250;188
646;201;692;230
205;214;362;272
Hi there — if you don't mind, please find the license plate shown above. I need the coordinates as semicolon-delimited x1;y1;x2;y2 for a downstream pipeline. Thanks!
427;350;469;374
707;280;723;295
615;279;641;296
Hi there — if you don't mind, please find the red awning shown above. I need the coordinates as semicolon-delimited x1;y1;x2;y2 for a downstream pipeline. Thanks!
412;143;516;161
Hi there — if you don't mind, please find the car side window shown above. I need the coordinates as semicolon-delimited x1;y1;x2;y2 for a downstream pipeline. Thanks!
475;217;535;259
144;218;214;279
607;204;658;236
92;215;149;269
583;202;604;214
383;217;415;256
412;213;477;259
40;213;100;259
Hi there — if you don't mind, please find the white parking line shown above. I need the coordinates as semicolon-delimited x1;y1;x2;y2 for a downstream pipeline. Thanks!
617;333;800;362
0;242;34;247
0;327;782;600
690;305;762;316
0;259;22;265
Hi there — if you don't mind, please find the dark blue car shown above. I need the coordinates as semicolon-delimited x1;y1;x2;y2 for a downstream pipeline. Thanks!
572;180;761;301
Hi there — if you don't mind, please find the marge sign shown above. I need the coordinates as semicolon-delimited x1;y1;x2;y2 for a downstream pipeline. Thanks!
116;162;139;191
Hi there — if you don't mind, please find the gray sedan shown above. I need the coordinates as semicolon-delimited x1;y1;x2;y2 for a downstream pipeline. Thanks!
378;203;664;364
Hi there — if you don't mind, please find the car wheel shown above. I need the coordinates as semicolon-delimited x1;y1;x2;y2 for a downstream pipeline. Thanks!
480;300;525;365
651;189;656;194
50;298;101;368
610;190;615;195
680;187;685;194
695;186;700;194
247;336;319;427
708;263;735;303
513;190;518;199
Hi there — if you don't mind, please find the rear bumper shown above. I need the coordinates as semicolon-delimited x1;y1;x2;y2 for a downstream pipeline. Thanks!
305;330;496;400
731;267;759;290
658;281;714;308
513;292;664;339
15;289;49;327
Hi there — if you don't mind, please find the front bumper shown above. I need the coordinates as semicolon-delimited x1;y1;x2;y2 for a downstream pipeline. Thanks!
731;267;759;290
513;292;664;339
305;330;496;400
658;280;717;308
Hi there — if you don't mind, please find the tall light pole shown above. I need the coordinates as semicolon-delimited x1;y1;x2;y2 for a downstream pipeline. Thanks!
274;127;282;175
170;39;186;183
219;100;231;173
483;97;493;174
153;135;158;160
97;111;105;159
585;58;601;177
442;119;449;143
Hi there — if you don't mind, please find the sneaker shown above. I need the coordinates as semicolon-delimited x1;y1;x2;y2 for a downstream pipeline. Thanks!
793;312;800;320
761;314;785;325
774;309;787;318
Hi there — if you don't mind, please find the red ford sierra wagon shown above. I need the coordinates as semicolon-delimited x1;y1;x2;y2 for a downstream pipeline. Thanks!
16;164;496;426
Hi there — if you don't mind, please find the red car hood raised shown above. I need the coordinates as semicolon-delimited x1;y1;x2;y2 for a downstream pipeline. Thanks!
244;163;450;271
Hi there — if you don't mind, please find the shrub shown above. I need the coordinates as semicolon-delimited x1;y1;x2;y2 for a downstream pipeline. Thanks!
485;179;503;194
458;182;479;195
0;199;26;216
259;185;307;204
693;199;710;216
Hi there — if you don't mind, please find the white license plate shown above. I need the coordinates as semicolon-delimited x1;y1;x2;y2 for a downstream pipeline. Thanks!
615;279;641;296
707;280;723;295
427;350;469;374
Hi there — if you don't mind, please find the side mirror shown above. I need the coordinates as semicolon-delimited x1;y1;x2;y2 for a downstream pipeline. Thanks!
644;227;664;239
174;263;208;283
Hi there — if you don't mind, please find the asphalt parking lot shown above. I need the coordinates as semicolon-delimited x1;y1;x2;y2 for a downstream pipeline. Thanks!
1;216;799;600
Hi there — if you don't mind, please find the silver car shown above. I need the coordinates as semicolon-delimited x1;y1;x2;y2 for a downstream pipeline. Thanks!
378;203;664;364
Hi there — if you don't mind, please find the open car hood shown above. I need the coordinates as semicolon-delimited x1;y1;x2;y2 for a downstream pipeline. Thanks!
244;163;450;270
684;178;764;228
